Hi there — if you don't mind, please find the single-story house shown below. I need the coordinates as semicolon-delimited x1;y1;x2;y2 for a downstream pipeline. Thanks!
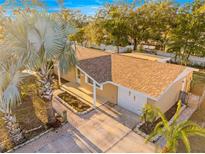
54;46;194;115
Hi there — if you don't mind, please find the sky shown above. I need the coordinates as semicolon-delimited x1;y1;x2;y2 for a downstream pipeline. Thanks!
0;0;194;16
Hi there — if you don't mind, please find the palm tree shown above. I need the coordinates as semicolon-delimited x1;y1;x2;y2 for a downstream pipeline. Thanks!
27;15;77;124
0;13;77;124
141;104;158;133
146;101;205;153
0;60;28;145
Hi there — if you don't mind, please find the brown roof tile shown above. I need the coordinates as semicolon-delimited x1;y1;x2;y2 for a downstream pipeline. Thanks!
78;55;112;83
76;46;110;60
76;46;185;98
111;54;185;97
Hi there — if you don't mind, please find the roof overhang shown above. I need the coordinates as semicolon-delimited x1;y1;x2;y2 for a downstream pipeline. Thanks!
156;67;196;101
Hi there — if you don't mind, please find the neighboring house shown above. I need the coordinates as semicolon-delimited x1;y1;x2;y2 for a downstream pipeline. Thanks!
121;52;171;63
54;46;194;115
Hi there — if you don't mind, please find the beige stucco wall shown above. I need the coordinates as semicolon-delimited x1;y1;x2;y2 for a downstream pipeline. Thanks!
184;71;193;92
79;73;118;104
148;77;185;113
97;83;118;104
79;73;93;91
54;66;76;82
54;66;118;104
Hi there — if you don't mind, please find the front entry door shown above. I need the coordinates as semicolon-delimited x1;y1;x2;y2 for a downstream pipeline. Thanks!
118;86;147;115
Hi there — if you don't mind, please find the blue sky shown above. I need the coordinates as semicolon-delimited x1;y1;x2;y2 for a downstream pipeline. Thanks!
0;0;194;16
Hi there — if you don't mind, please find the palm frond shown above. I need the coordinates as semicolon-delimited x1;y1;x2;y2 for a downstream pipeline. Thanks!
146;121;164;142
181;130;191;152
59;41;77;74
184;125;205;137
154;107;170;131
172;100;182;124
0;61;28;113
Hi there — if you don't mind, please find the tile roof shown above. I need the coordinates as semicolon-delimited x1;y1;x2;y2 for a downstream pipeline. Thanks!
76;46;110;60
78;55;112;83
122;52;168;61
76;46;185;98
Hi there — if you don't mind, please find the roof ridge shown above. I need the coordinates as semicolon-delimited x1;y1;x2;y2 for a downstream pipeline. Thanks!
77;45;112;55
113;53;186;69
112;53;163;64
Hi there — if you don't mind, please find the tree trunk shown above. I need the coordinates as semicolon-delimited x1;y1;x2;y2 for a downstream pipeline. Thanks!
133;38;137;51
184;51;191;66
161;146;170;153
116;46;120;53
38;68;56;124
3;113;25;145
174;52;178;63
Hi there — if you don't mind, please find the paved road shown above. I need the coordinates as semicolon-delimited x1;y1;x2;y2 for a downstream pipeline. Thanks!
14;102;156;153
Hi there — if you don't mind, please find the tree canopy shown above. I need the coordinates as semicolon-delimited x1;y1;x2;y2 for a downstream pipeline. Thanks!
71;0;205;62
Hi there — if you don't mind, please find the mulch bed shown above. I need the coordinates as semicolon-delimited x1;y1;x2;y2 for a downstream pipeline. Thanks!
58;92;91;113
139;103;178;135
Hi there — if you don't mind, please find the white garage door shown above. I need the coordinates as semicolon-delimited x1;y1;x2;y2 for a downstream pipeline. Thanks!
118;86;147;115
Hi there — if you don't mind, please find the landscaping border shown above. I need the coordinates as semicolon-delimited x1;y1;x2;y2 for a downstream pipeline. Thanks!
6;119;68;153
6;128;53;153
54;94;94;115
134;104;186;143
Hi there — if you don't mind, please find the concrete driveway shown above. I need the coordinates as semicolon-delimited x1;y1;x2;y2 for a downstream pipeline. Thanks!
14;101;156;153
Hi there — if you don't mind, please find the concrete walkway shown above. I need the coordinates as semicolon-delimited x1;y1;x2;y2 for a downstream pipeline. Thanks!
61;82;108;108
14;101;156;153
177;94;200;122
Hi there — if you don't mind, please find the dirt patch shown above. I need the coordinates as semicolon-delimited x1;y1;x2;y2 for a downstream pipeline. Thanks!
191;71;205;96
58;92;91;113
0;76;48;152
139;103;178;135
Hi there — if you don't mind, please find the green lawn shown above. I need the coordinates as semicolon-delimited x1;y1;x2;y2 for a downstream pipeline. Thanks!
0;76;48;152
177;71;205;152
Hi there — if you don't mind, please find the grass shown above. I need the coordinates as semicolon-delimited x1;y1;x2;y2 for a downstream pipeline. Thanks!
0;76;48;152
190;71;205;96
177;71;205;152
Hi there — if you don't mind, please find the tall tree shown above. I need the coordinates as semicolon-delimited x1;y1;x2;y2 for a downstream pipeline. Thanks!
83;3;130;53
56;9;91;46
101;4;130;53
54;9;90;28
127;2;152;51
167;0;205;64
145;1;178;51
0;59;28;145
83;17;107;47
0;13;77;124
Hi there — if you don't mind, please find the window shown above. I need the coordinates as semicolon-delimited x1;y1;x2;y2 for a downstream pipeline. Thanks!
87;77;93;85
96;83;102;89
86;76;103;90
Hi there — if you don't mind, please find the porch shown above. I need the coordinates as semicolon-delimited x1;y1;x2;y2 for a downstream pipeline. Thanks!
59;82;108;108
